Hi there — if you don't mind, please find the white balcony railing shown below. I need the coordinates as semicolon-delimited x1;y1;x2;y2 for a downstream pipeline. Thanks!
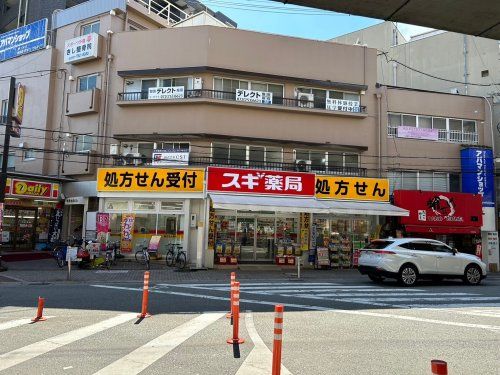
133;0;189;24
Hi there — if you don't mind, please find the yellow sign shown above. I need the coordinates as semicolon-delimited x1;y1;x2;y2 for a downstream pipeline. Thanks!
315;176;389;202
14;83;25;124
97;168;205;192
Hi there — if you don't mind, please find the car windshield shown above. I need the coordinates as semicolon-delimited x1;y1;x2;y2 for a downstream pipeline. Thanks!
364;240;394;249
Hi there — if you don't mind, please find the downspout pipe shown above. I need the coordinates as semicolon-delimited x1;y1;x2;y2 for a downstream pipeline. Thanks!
101;29;113;166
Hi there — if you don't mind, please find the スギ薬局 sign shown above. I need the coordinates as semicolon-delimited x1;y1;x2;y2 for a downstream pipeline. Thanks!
315;176;389;202
207;167;315;196
97;168;204;192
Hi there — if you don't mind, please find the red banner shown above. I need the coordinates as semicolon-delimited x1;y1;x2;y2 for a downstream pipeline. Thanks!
120;214;135;253
394;190;482;228
10;179;52;198
96;213;110;250
207;167;315;196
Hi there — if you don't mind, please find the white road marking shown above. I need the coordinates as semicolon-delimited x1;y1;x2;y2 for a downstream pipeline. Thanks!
451;309;500;318
235;312;292;375
0;318;36;331
161;282;340;287
314;292;476;297
90;285;500;332
93;313;224;375
0;313;136;372
346;296;500;302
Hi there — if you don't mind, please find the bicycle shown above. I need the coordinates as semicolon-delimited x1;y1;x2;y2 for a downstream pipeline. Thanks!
50;242;67;268
165;243;187;269
134;240;150;270
104;241;119;270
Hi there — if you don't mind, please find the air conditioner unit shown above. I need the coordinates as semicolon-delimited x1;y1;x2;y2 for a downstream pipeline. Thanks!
297;93;314;108
295;159;312;172
123;153;143;166
109;144;119;155
193;77;203;90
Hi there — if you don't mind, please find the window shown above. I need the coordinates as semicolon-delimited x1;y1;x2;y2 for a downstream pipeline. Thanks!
160;142;190;151
7;152;15;169
212;143;283;167
214;78;284;104
74;135;93;153
81;21;100;35
298;87;361;110
138;143;154;162
1;99;8;120
78;74;99;92
161;77;189;90
364;240;394;249
295;150;359;173
133;201;156;211
388;170;454;193
481;70;489;77
23;148;35;161
388;113;478;144
105;200;129;211
428;243;451;252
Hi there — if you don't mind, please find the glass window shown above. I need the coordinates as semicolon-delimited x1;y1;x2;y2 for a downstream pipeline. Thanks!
7;152;15;169
463;120;476;133
449;119;462;131
142;79;157;91
105;200;129;211
173;77;189;89
229;145;246;166
138;143;154;162
312;89;326;109
403;171;418;190
364;240;394;249
388;113;402;127
160;201;184;211
133;201;156;211
266;147;282;165
344;93;360;102
402;115;417;127
74;135;93;152
1;99;8;119
419;172;433;191
344;154;359;168
250;82;267;92
419;116;432;128
161;78;172;87
388;171;402;193
432;117;447;129
267;84;284;98
429;243;451;252
328;153;343;168
214;78;223;91
328;90;343;99
134;213;157;235
78;74;98;92
249;146;265;167
449;174;460;192
82;21;100;35
295;150;310;161
212;143;229;164
23;149;35;161
310;151;326;171
433;172;448;192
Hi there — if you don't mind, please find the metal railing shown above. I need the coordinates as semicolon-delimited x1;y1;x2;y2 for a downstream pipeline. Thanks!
132;0;188;24
387;126;478;145
112;155;366;176
118;89;368;114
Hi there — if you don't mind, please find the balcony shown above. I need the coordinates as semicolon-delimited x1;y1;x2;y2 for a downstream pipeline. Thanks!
387;126;478;145
117;89;368;117
111;155;367;177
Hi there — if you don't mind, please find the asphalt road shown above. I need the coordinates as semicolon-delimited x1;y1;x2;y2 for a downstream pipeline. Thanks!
1;275;499;374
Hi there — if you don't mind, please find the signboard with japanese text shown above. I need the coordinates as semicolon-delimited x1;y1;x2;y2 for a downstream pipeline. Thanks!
207;167;315;197
461;148;495;207
96;213;110;250
120;214;135;252
397;126;438;141
315;176;389;202
235;89;272;104
48;208;63;243
64;33;99;64
326;98;360;113
11;83;25;137
97;168;204;193
148;86;184;100
0;19;47;62
152;149;189;166
300;213;310;251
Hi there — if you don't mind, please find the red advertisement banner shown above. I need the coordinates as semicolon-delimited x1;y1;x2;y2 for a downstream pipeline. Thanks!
96;213;110;250
207;167;315;196
120;214;135;253
394;190;482;228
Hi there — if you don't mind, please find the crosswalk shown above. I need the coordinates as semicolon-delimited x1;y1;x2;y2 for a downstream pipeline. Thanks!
157;282;500;309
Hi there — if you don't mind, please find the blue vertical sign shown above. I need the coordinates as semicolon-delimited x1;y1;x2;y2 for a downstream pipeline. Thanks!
461;148;495;207
0;19;47;62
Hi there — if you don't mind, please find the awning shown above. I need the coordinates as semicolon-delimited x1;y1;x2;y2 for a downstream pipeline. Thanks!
209;193;328;213
319;200;409;217
209;194;409;217
404;225;480;235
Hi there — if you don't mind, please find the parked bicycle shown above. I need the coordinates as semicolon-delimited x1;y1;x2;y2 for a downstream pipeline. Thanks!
134;240;151;270
50;241;67;268
165;243;187;269
104;241;119;270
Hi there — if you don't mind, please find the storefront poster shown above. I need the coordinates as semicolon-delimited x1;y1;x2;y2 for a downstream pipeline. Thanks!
48;208;63;244
96;213;110;250
97;168;204;192
120;214;135;252
149;235;161;251
394;190;482;230
207;167;315;196
315;176;389;202
486;232;498;258
300;213;310;251
461;148;495;207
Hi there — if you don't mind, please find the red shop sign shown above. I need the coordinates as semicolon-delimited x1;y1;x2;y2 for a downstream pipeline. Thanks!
207;167;315;197
394;190;482;228
10;179;52;198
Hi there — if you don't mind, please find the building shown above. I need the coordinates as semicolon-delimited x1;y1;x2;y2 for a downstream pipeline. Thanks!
1;2;496;271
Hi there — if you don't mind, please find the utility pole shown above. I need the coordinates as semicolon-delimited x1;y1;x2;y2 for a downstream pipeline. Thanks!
0;77;16;203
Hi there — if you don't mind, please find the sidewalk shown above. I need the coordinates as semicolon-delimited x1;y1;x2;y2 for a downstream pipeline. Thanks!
0;258;365;284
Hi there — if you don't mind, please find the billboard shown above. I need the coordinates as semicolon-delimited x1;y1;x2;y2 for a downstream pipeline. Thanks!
0;19;47;62
461;148;495;207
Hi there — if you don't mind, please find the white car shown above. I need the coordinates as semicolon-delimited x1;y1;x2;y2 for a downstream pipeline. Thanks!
358;238;487;287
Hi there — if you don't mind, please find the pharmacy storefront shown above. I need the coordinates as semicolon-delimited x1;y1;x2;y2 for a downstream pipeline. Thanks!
96;168;205;263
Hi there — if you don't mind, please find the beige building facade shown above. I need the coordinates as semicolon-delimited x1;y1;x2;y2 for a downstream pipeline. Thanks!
1;1;496;268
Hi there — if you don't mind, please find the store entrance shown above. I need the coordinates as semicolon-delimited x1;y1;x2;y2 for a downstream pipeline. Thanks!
2;207;38;251
237;215;275;262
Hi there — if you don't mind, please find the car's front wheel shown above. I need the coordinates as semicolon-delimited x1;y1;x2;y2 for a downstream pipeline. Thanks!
399;264;418;287
463;264;482;285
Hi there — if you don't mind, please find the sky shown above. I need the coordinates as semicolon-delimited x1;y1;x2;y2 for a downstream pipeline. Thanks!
202;0;433;41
